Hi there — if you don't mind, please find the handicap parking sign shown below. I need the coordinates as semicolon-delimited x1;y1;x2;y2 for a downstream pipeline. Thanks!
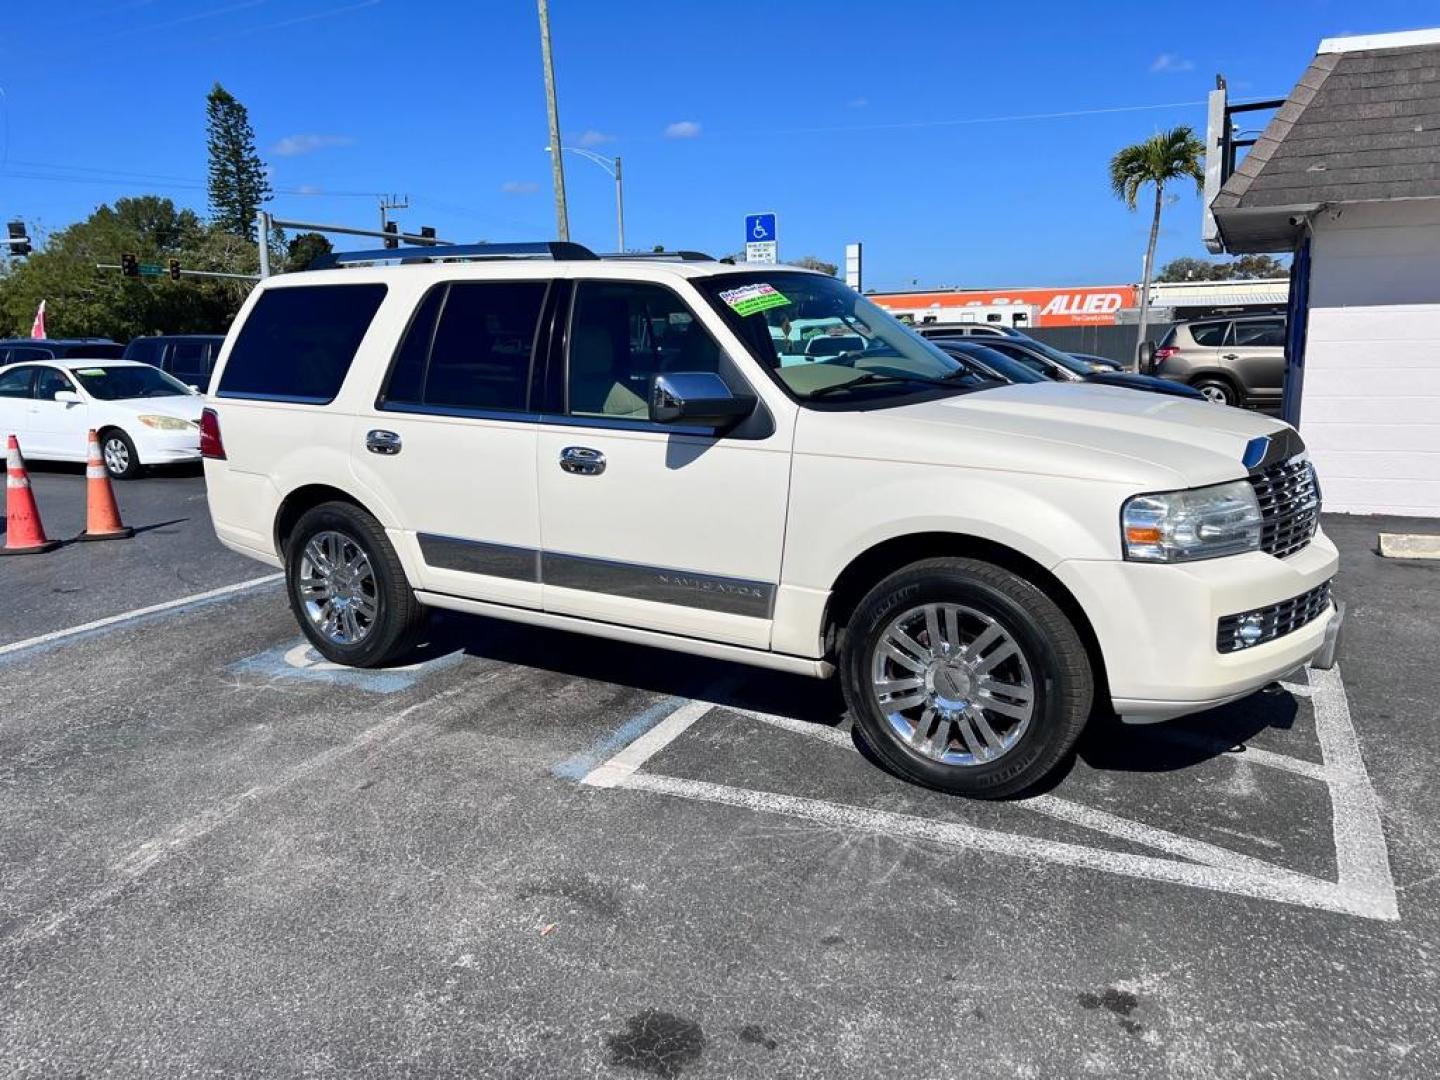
745;213;776;244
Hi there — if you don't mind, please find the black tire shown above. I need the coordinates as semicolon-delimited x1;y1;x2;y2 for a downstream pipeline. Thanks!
284;501;426;668
1192;378;1236;407
100;428;143;480
839;557;1093;799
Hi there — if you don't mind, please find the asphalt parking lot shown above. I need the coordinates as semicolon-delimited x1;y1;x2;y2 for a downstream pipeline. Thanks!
3;467;1439;1078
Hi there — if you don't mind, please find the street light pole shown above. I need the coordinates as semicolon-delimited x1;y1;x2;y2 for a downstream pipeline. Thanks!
536;0;570;241
546;145;625;252
613;156;625;252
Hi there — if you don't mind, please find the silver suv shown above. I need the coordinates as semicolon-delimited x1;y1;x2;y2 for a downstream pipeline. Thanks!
1152;315;1286;408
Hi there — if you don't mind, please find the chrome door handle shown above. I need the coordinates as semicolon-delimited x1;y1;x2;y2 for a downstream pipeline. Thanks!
366;429;402;455
559;446;606;475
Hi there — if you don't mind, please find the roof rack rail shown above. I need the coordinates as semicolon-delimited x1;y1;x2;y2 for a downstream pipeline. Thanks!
598;250;716;262
309;241;598;270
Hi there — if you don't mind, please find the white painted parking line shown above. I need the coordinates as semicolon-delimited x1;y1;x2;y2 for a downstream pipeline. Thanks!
579;668;1399;922
621;772;1389;920
1309;664;1398;913
580;700;716;788
0;573;284;659
710;703;1308;878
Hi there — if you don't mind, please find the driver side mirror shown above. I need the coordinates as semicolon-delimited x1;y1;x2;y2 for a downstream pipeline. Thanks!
649;372;755;429
54;390;82;405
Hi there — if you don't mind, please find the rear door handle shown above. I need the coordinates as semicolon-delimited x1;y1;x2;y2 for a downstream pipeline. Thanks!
366;429;402;455
559;446;606;476
1222;353;1239;361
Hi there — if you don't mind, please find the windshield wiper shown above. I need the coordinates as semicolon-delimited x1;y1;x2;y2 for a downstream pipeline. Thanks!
807;372;935;399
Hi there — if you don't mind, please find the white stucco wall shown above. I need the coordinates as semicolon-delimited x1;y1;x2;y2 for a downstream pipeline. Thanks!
1303;199;1440;517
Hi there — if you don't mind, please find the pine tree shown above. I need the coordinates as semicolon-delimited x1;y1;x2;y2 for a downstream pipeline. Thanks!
206;83;272;241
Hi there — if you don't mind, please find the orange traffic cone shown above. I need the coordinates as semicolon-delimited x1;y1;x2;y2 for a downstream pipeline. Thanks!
78;429;134;542
2;435;61;555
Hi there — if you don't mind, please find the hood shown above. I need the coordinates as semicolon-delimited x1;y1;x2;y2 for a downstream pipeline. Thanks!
108;393;204;423
796;382;1291;489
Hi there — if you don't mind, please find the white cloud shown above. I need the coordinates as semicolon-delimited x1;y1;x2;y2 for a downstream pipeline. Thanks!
847;97;868;109
1149;52;1195;74
500;180;539;194
663;120;702;139
577;129;616;147
271;133;356;156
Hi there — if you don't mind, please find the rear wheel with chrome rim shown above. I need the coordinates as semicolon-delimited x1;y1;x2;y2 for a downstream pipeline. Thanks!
1192;378;1235;406
285;501;426;667
840;557;1093;798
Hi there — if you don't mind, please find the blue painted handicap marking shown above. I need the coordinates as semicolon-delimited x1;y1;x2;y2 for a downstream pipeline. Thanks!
229;639;465;694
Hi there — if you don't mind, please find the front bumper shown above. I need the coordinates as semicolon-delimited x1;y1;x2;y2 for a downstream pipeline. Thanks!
134;427;201;465
1053;528;1341;722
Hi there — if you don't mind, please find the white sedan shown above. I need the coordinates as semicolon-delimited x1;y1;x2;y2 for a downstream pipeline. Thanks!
0;358;203;479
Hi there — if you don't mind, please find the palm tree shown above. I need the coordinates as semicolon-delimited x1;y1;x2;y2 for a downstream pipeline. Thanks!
1109;126;1205;364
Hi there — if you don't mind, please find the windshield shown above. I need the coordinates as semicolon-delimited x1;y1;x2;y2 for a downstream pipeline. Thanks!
1016;336;1095;375
696;272;991;401
934;340;1046;384
70;364;192;400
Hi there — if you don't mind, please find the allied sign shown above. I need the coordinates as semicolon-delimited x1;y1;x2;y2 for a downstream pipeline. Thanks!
871;284;1138;327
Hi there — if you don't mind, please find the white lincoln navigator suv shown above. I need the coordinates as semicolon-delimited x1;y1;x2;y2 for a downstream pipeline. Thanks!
202;243;1339;798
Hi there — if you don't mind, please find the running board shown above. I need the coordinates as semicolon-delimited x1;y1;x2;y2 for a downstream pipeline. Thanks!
413;591;833;679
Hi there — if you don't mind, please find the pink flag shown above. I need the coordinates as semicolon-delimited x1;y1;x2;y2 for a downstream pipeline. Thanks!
30;300;46;339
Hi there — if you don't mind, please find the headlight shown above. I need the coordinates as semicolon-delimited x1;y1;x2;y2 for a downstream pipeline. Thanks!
137;415;198;431
1122;480;1263;562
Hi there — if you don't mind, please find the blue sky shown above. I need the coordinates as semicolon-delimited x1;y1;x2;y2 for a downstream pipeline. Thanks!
3;0;1436;289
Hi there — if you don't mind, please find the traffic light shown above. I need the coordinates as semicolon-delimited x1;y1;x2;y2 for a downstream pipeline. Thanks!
168;258;182;281
419;226;436;246
6;221;30;257
121;252;139;277
383;222;399;250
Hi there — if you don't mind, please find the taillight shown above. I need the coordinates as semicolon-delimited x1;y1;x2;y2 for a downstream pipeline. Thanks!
199;407;226;460
1154;345;1179;361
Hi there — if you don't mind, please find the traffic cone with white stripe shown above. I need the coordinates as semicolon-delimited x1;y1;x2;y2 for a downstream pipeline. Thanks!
78;429;133;542
2;435;61;555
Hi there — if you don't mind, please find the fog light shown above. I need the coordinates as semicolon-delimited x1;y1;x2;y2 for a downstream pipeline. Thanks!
1236;615;1265;648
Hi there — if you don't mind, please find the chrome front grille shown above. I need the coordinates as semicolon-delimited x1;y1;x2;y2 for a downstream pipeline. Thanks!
1248;456;1320;558
1216;580;1333;654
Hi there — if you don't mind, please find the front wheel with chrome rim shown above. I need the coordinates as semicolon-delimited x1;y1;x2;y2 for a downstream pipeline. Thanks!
101;429;142;480
840;557;1094;798
285;501;427;668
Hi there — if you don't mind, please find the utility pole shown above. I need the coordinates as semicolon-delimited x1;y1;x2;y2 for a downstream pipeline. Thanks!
537;0;570;241
257;210;271;278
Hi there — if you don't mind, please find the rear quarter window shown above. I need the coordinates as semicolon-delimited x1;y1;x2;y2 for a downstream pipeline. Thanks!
218;284;387;403
1188;322;1227;347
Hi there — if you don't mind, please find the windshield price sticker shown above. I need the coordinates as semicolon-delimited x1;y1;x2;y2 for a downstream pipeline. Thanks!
74;368;107;376
719;283;790;317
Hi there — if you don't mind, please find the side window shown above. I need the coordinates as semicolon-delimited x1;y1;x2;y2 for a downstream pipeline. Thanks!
168;340;211;383
34;368;74;399
567;280;721;419
1233;319;1285;347
381;281;548;413
0;366;36;397
8;346;51;362
1189;322;1227;347
999;348;1051;378
218;284;387;403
